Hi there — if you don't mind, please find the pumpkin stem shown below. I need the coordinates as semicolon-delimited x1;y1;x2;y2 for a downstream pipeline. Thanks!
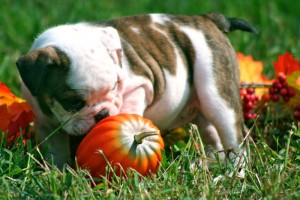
134;131;158;144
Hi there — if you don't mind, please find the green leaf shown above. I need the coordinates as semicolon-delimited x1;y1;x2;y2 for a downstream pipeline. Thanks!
8;166;23;176
93;182;106;191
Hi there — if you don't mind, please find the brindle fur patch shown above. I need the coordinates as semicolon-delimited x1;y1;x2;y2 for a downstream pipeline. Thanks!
100;14;244;139
100;15;201;101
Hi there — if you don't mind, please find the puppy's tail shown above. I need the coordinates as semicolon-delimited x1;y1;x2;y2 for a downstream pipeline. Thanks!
204;12;258;34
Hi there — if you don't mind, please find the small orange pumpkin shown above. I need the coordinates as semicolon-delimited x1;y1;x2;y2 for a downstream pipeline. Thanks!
75;113;164;178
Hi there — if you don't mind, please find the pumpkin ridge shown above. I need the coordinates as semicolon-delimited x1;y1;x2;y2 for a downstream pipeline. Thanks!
144;141;163;161
135;145;150;175
142;143;159;173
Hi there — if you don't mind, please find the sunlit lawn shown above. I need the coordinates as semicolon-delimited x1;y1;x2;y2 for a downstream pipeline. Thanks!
1;0;299;199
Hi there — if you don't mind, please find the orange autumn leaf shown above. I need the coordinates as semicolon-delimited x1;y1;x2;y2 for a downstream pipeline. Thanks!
7;102;35;135
274;52;300;76
297;76;300;87
0;83;35;144
237;52;272;97
0;83;25;105
238;52;271;83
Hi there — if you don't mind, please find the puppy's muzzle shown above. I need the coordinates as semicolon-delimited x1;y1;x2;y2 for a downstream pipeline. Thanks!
94;108;110;122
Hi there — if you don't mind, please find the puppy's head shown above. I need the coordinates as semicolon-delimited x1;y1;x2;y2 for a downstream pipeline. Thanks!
16;23;125;135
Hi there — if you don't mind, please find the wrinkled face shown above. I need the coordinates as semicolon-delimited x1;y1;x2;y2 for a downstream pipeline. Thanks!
17;24;125;135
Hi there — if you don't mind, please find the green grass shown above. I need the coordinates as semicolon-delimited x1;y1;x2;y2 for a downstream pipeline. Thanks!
1;0;300;199
1;124;300;199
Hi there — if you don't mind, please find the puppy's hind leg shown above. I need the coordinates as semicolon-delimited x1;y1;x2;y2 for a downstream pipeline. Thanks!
193;66;246;175
185;28;243;154
182;26;245;172
193;113;225;161
192;64;242;154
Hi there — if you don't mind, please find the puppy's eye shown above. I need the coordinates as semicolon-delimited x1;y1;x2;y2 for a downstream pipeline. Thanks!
62;99;85;112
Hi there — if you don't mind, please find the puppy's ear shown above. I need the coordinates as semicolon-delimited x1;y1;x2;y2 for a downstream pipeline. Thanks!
100;27;123;67
16;46;59;96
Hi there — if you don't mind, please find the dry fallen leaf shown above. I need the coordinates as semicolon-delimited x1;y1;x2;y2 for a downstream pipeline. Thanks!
162;127;188;147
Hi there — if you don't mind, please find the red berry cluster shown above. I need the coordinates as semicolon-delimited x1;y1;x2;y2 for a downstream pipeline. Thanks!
294;104;300;120
268;74;296;102
240;87;258;121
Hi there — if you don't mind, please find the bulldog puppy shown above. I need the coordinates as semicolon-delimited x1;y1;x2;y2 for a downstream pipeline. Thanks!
16;13;256;168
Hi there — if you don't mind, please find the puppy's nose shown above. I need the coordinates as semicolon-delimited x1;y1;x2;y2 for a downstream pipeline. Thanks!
94;109;110;122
